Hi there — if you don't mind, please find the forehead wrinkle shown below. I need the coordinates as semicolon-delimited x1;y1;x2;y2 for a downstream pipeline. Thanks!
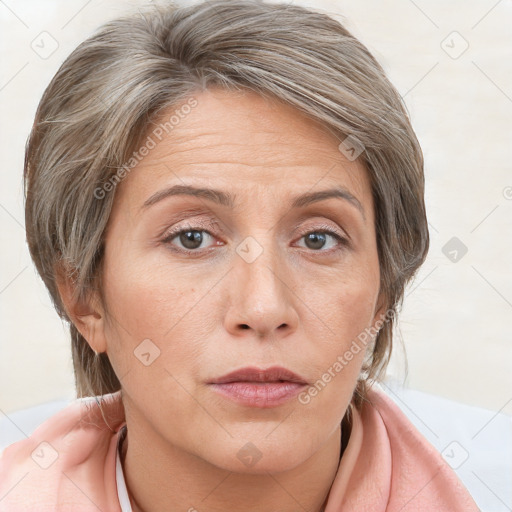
136;138;343;173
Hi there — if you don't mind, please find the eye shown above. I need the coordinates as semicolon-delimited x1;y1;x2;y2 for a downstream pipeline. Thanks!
297;229;348;252
162;226;218;252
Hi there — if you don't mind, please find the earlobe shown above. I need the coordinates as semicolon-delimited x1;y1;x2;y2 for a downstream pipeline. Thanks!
55;264;108;354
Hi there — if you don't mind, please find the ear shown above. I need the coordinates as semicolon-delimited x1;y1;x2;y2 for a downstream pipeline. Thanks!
55;263;108;354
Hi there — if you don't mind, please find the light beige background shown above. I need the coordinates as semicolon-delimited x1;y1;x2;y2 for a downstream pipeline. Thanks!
1;0;511;416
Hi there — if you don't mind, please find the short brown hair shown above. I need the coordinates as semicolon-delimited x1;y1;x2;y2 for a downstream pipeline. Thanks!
24;0;429;409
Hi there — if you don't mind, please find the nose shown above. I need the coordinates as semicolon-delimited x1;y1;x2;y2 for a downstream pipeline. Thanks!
224;237;299;340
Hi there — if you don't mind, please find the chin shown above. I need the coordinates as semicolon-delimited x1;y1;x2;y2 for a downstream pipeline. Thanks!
197;430;321;475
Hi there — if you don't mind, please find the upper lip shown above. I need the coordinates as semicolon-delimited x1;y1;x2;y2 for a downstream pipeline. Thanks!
208;366;308;385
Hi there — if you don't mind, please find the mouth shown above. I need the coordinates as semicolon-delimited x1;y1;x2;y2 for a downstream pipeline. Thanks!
207;366;308;408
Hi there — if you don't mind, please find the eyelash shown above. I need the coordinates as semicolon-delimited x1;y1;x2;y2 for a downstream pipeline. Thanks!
160;221;349;255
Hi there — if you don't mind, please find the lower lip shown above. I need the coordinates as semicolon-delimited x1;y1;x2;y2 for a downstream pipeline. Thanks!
209;382;307;408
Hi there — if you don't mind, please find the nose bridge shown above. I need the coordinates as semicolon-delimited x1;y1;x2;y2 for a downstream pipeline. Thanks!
237;232;287;303
227;231;297;336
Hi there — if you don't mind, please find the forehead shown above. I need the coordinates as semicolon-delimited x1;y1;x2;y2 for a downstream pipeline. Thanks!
113;87;372;216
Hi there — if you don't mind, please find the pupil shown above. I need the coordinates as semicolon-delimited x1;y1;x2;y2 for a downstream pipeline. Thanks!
181;230;202;249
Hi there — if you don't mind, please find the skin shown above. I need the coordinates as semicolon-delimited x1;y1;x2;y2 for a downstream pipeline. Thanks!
60;87;386;512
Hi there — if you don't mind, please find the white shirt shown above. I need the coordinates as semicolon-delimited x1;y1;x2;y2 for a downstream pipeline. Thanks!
116;425;133;512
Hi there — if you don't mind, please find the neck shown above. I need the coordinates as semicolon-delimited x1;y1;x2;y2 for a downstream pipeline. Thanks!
120;407;346;512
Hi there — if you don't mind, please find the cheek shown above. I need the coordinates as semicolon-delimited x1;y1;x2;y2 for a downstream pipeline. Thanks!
295;291;375;433
300;261;380;393
100;251;182;355
306;257;380;342
99;246;221;389
102;238;200;333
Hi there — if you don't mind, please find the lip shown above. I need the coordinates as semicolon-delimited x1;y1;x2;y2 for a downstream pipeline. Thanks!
208;366;308;408
208;366;308;385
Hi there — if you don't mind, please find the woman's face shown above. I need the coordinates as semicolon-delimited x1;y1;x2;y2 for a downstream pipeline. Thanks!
95;87;384;473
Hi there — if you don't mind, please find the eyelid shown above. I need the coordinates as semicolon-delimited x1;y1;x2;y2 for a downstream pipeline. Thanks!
161;217;346;240
293;218;350;243
161;219;221;242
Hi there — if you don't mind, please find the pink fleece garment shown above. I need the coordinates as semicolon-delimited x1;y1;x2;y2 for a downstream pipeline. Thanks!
0;385;479;511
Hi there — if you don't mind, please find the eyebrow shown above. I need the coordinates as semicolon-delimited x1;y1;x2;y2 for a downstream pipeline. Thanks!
141;184;365;219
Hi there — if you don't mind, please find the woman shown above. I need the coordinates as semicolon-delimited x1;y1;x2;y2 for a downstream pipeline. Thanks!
0;0;479;510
